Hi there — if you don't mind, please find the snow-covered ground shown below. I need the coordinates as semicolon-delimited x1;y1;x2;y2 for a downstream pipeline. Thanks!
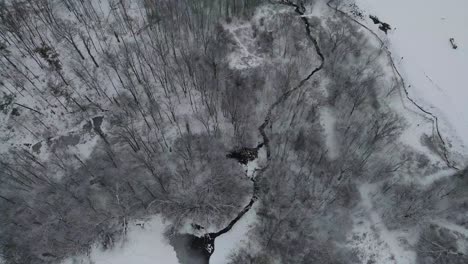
354;0;468;155
350;184;417;264
210;203;258;264
60;186;257;264
2;1;466;263
435;219;468;255
418;168;457;186
344;1;468;262
62;216;179;264
225;22;264;70
320;106;339;159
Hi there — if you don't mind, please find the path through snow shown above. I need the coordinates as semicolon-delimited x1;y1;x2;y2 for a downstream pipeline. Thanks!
349;184;416;264
320;106;339;159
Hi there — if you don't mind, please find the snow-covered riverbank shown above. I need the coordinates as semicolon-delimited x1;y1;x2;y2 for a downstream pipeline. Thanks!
62;216;178;264
354;0;468;156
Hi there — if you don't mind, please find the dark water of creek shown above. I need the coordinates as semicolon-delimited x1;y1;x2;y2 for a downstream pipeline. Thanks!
169;233;215;264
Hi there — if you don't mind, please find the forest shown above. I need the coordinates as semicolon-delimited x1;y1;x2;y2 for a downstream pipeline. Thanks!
0;0;467;263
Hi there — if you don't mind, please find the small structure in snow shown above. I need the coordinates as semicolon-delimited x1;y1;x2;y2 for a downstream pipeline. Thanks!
369;15;380;24
379;22;391;34
369;15;392;34
449;38;458;49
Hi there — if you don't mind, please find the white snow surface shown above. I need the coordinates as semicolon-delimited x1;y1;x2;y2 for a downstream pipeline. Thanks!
350;184;417;264
418;168;457;186
320;106;339;159
435;220;468;241
354;0;468;153
210;203;258;264
225;22;264;70
433;220;468;254
62;216;178;264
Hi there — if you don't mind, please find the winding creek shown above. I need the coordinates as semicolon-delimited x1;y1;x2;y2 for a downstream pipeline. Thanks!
169;2;325;263
170;1;461;263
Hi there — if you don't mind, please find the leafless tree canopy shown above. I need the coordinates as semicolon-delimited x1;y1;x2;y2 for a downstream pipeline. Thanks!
0;0;466;263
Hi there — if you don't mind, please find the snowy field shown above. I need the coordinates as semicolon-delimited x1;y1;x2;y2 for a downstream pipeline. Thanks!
61;210;257;264
338;1;468;263
355;0;468;154
62;216;179;264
